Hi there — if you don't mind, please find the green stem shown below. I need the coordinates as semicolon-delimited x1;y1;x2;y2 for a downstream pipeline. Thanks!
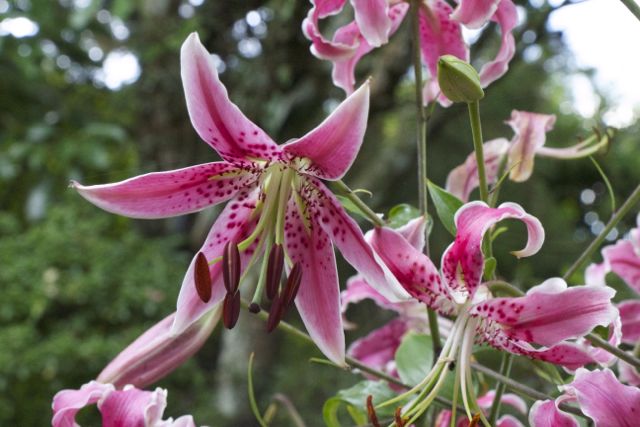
487;353;513;425
470;362;588;420
563;183;640;280
468;100;489;203
586;332;640;370
410;0;442;364
331;180;384;227
619;0;640;22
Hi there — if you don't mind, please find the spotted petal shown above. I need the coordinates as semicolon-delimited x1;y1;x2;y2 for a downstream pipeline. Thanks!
445;138;510;202
284;198;345;366
478;0;518;87
472;278;617;347
506;110;557;182
181;33;281;163
98;309;220;389
71;163;253;219
442;202;544;301
566;368;640;427
283;82;369;180
172;187;260;333
304;178;410;302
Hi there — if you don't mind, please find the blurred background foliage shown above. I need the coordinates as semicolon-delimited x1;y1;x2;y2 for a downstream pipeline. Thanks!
1;0;639;425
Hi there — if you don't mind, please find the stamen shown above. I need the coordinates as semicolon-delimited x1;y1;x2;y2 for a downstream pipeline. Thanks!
468;413;482;427
266;244;284;300
394;407;406;427
281;262;303;308
366;395;381;427
194;252;212;303
248;303;261;314
222;291;241;329
222;241;241;294
266;294;284;333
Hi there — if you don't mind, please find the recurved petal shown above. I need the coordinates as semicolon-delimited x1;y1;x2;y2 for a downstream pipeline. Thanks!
369;224;448;311
172;187;260;334
99;386;168;427
98;309;220;389
567;368;640;427
71;163;254;219
602;239;640;294
528;399;579;427
619;359;640;386
478;0;518;87
283;82;369;180
351;0;391;47
472;278;617;347
419;0;468;78
52;381;114;427
445;138;510;202
450;0;501;29
441;201;544;301
396;216;428;251
476;390;527;414
506;110;557;182
181;33;281;163
619;300;640;344
342;275;398;315
284;198;345;365
305;178;410;302
302;4;359;61
496;415;525;427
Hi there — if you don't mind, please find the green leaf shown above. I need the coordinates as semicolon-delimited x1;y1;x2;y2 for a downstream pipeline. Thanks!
335;195;370;222
395;332;434;386
483;257;497;281
427;181;463;236
530;360;565;385
387;203;421;229
322;380;397;427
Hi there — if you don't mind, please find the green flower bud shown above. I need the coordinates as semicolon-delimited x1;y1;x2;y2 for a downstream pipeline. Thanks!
437;55;484;103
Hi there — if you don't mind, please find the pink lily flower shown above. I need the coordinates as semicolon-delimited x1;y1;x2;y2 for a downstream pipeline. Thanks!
529;368;640;427
447;110;610;202
98;308;221;389
302;0;517;105
368;202;617;422
436;389;527;427
52;381;197;427
71;33;408;366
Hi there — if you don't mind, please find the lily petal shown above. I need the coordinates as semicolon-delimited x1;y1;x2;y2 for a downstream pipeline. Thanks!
602;239;640;294
369;224;448;311
283;82;369;180
172;187;260;333
305;178;410;302
52;381;115;427
284;198;345;366
496;415;525;427
302;4;359;61
506;110;557;182
181;33;281;163
396;216;428;251
472;278;617;347
98;309;220;389
567;368;640;427
348;318;408;375
445;138;510;202
528;399;579;427
71;163;253;219
352;0;391;47
442;201;544;301
450;0;501;29
342;275;400;315
619;359;640;386
478;0;518;87
619;300;640;344
98;386;168;427
477;390;527;414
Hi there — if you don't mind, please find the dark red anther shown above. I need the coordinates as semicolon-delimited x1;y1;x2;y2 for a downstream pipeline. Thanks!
265;244;284;300
281;262;303;308
394;407;406;427
248;302;261;314
194;252;212;303
222;241;241;294
468;413;482;427
222;291;241;329
266;294;284;333
366;395;380;427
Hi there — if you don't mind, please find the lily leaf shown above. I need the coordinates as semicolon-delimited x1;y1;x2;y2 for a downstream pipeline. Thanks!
427;181;463;236
395;332;433;386
322;380;397;427
387;203;422;229
335;195;371;222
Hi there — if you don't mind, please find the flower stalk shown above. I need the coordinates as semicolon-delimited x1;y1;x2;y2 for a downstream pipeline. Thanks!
468;100;489;203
